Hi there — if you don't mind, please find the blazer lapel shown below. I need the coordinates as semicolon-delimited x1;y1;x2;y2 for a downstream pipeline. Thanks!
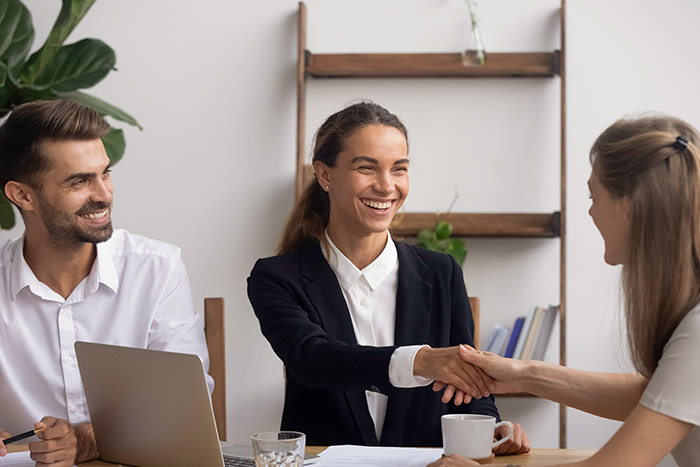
381;243;432;446
299;241;379;445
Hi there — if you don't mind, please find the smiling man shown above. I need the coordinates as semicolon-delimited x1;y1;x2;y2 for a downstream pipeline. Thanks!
0;100;213;466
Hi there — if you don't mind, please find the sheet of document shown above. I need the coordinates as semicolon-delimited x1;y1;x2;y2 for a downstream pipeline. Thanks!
0;451;77;467
315;445;444;467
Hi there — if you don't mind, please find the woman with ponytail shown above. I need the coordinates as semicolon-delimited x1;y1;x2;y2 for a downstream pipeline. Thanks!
248;101;529;452
432;114;700;467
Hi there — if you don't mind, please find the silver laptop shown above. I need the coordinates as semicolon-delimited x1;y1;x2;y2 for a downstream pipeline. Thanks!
75;341;256;467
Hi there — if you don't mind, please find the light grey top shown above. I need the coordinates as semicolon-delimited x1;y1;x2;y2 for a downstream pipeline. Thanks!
639;303;700;467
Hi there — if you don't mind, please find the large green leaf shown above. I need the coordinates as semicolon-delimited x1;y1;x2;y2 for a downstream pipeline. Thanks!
27;39;115;92
102;128;125;165
0;0;34;76
59;91;142;130
0;196;15;230
21;0;96;83
0;60;6;88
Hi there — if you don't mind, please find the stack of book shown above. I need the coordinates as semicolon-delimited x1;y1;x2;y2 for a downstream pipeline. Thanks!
482;305;559;360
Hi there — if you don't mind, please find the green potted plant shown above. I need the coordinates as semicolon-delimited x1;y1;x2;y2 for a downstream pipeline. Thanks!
416;219;467;267
0;0;141;229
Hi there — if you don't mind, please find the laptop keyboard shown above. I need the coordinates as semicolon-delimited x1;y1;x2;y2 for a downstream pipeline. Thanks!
223;455;255;466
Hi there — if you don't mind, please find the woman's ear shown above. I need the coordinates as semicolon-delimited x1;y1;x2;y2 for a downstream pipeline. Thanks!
313;161;331;191
4;181;37;212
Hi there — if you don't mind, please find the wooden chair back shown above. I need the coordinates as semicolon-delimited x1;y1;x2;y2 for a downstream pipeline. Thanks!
204;297;226;441
469;296;480;350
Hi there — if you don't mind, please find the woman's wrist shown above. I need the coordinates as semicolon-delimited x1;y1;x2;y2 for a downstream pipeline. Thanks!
518;359;552;396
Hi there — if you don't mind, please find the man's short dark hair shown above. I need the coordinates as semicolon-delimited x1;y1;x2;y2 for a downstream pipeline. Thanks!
0;100;111;194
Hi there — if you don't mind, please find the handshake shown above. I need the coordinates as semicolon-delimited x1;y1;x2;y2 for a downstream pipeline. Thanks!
414;344;526;405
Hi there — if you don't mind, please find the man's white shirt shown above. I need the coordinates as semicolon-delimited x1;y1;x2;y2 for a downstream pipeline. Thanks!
0;229;212;434
323;231;431;442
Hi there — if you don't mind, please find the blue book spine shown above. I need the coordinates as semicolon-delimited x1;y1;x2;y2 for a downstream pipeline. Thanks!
503;317;525;358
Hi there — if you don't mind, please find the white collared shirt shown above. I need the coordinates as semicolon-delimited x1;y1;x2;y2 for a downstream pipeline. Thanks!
0;229;212;434
323;231;431;441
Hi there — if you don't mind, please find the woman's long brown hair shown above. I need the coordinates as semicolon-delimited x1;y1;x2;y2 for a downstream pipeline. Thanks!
591;114;700;376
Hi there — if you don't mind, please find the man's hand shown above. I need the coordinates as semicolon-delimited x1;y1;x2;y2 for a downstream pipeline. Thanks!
28;417;99;466
0;428;10;457
414;346;494;401
493;420;530;456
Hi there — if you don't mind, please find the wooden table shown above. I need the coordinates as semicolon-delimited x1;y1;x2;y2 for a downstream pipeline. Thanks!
305;446;595;466
9;444;595;466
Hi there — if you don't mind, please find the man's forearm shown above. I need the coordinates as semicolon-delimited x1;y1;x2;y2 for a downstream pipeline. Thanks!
73;423;99;462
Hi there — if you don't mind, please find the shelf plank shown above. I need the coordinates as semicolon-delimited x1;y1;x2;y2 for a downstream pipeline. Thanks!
390;212;561;238
306;51;560;78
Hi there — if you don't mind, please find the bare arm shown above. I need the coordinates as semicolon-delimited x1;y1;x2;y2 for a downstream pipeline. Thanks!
566;404;692;467
459;345;648;421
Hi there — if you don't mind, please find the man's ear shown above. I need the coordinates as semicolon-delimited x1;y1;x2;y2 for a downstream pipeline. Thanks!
4;181;38;212
313;161;332;191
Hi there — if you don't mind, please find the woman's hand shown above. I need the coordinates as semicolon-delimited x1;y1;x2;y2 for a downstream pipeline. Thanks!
493;420;530;455
457;345;528;394
427;454;480;466
432;345;529;404
414;346;494;400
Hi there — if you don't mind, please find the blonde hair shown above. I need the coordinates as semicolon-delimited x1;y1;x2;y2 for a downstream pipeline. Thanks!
590;114;700;377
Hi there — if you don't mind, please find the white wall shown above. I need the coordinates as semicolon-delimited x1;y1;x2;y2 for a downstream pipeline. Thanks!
4;1;699;461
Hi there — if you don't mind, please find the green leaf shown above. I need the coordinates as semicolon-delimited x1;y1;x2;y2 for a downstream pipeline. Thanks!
102;128;125;165
0;0;34;76
58;91;142;129
0;195;16;230
0;60;6;88
417;229;435;246
434;220;453;240
27;39;115;92
21;0;97;83
445;238;467;266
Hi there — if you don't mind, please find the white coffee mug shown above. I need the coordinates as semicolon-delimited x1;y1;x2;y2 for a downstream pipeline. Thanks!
441;414;514;459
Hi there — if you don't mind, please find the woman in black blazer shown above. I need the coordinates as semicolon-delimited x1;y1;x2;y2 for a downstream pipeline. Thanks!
248;101;529;452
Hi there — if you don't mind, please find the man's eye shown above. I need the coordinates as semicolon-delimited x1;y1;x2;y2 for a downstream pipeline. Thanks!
358;166;374;173
72;179;87;187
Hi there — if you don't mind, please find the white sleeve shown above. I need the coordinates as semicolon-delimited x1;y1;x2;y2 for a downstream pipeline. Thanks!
147;253;215;395
388;344;433;388
639;309;700;426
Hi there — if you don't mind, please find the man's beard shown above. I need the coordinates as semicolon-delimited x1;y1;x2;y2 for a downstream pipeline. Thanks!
37;192;113;248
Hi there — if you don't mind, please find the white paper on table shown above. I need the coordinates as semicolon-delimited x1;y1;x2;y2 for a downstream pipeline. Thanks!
0;451;78;466
315;445;444;467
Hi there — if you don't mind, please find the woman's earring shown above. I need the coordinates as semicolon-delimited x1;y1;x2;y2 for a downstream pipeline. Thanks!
325;185;329;191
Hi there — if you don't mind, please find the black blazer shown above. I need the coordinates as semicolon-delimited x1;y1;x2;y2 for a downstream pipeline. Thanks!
247;239;499;447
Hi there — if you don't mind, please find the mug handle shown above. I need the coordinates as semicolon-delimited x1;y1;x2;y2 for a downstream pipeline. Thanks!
492;420;514;449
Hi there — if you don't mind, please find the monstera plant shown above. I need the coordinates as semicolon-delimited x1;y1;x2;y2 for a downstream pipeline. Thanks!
0;0;141;229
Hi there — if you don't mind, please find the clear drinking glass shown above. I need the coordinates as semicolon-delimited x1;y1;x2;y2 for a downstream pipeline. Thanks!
251;431;305;467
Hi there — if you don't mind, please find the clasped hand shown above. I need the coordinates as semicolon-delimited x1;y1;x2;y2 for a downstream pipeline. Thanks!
414;346;493;404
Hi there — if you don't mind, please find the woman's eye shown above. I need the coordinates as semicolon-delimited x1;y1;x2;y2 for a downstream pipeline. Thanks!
358;166;374;173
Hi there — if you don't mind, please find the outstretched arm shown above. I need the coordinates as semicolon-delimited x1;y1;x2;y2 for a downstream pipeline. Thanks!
458;345;648;421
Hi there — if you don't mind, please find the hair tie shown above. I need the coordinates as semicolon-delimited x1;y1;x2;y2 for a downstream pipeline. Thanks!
672;136;688;151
